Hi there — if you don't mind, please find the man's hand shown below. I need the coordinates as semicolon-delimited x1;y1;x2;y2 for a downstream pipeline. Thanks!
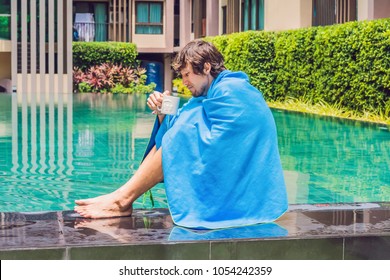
147;90;170;122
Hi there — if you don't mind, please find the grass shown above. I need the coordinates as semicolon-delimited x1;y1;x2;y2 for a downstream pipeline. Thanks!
267;97;390;126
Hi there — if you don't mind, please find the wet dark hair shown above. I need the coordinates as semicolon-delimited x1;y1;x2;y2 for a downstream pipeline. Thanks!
172;39;226;78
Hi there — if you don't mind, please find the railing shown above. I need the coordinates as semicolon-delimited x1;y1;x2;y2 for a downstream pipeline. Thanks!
312;0;357;26
73;22;108;42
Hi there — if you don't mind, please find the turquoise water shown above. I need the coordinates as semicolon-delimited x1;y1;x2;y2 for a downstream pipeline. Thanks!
0;93;389;212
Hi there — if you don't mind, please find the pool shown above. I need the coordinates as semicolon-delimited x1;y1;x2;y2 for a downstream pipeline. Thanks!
0;92;389;212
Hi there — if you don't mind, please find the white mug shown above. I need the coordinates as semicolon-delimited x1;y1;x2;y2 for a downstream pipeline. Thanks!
159;95;180;115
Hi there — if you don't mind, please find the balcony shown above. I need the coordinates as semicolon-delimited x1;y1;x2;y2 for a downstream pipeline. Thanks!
74;22;108;42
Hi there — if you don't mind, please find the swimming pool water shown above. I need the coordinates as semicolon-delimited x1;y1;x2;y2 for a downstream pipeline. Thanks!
275;109;389;205
0;93;389;212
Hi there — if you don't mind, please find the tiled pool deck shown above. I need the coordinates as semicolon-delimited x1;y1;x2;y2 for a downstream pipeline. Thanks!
1;203;389;260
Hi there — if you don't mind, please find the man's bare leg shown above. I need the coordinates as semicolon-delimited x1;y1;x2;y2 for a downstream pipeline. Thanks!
74;146;163;218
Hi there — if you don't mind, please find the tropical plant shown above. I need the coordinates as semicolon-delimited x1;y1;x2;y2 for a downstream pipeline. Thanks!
73;63;155;94
72;67;86;92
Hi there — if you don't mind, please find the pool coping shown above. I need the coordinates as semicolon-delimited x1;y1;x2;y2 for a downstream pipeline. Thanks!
1;202;389;260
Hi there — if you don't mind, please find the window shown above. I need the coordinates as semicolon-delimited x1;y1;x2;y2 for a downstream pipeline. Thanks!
73;2;108;42
241;0;264;31
222;6;227;34
135;1;163;34
312;0;357;26
0;0;11;40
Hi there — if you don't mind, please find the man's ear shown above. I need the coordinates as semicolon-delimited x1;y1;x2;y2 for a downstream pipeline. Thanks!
203;62;211;74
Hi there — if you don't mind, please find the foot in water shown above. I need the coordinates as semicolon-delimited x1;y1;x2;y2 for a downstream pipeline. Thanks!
74;192;133;219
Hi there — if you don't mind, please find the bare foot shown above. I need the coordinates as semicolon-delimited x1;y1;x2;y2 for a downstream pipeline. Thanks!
74;191;133;218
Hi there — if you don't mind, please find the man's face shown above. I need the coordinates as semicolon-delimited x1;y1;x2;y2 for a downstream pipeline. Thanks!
180;63;210;97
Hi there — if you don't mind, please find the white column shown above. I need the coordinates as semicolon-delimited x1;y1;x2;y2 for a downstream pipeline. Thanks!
180;0;191;47
11;0;17;92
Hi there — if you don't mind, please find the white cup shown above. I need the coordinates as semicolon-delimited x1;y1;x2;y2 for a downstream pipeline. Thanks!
159;95;180;115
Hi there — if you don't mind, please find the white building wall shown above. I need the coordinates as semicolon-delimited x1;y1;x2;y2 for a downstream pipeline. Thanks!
265;0;312;31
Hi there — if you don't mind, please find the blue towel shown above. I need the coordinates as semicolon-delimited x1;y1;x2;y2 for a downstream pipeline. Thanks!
151;70;287;229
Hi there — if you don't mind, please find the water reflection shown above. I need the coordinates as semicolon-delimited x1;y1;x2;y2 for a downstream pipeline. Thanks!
3;92;74;212
168;223;288;241
70;212;288;243
274;110;390;204
0;93;158;212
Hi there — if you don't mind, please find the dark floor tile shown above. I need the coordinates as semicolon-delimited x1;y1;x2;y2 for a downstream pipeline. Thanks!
69;242;210;260
0;219;65;249
210;241;237;259
344;236;390;260
231;238;344;260
0;248;66;260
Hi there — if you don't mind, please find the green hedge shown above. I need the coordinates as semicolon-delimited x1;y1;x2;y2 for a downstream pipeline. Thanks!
209;18;390;116
73;42;138;71
212;31;277;100
0;16;11;40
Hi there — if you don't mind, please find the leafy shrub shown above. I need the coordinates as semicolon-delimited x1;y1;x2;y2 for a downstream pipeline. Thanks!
208;18;390;116
73;63;155;94
207;31;277;100
77;82;92;93
310;20;390;113
73;42;138;71
273;27;318;102
172;78;191;96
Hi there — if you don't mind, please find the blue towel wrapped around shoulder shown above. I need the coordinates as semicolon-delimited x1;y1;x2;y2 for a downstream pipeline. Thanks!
150;70;287;229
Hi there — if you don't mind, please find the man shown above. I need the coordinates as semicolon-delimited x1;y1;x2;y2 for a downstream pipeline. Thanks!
75;40;287;229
